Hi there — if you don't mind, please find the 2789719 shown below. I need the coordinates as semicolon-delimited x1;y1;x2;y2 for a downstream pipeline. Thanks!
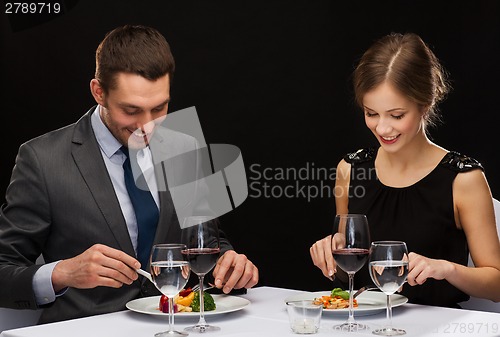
435;322;499;334
5;2;61;14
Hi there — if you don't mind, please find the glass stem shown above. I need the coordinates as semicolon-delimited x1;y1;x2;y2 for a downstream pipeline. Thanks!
168;296;175;332
347;272;355;324
386;294;393;330
198;275;207;327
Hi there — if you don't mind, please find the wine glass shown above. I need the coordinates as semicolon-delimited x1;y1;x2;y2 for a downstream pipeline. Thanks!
369;241;409;336
181;216;221;333
331;214;371;331
150;244;191;337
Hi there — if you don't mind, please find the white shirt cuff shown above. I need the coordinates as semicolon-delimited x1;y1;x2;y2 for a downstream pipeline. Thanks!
32;260;66;306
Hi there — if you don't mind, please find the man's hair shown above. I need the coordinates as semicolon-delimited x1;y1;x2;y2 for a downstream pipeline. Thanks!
95;25;175;93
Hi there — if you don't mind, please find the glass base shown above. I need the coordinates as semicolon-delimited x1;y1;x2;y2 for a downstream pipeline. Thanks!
154;330;189;337
372;327;406;336
333;322;369;332
184;324;221;333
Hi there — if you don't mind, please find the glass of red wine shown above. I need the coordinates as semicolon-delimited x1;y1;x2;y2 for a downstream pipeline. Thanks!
181;216;221;333
331;214;371;332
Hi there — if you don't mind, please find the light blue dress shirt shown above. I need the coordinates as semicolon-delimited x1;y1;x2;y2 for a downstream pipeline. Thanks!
32;106;159;305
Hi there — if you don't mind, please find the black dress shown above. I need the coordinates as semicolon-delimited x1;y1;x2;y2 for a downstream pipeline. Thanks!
343;147;483;308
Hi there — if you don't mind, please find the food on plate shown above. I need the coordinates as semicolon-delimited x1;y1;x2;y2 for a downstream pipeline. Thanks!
158;288;216;313
159;294;183;313
191;291;216;312
158;288;194;313
176;291;195;307
179;287;193;297
313;288;358;309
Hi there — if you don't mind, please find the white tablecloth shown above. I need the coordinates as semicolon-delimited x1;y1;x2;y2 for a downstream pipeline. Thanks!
1;286;499;337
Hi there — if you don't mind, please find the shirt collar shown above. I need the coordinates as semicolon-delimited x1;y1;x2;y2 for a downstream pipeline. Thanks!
91;105;123;158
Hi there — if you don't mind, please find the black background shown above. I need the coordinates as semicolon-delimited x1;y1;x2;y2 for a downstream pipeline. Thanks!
1;1;499;292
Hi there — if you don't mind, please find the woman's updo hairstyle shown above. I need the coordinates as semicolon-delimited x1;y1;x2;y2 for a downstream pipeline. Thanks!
353;33;450;129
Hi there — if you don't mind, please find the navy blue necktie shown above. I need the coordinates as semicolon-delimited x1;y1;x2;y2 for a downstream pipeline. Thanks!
121;146;159;269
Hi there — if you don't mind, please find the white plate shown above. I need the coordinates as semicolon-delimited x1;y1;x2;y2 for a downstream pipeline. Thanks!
126;295;250;317
284;291;408;316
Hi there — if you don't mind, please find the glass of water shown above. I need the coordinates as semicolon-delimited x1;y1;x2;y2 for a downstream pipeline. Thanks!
369;241;408;336
150;244;191;337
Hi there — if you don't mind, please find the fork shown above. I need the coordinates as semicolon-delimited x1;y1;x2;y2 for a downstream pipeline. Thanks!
136;269;153;283
353;280;408;298
191;283;215;292
353;285;379;298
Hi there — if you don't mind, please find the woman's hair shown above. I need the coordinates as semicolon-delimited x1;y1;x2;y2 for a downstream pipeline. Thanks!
353;32;450;128
95;25;175;93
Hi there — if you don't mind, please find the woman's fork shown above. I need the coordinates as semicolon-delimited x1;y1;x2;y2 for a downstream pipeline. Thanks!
353;285;379;298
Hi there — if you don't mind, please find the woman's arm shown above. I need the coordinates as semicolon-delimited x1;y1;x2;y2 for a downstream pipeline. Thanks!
335;159;351;215
407;169;500;302
453;169;500;301
310;159;351;280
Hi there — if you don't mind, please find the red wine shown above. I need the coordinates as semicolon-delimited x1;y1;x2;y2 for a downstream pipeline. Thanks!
182;248;220;275
332;248;369;273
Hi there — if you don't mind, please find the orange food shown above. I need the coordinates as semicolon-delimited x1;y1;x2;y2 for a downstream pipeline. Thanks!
176;291;195;307
313;295;358;309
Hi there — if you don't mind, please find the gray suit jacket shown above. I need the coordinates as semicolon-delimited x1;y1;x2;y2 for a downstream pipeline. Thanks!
0;107;233;323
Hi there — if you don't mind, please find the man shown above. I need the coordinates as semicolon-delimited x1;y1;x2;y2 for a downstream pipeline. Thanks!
0;25;258;324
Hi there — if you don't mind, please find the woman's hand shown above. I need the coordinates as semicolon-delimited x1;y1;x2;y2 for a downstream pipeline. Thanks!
310;233;345;280
407;252;454;286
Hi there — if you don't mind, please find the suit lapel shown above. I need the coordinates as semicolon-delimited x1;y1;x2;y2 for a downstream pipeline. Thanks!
71;108;136;257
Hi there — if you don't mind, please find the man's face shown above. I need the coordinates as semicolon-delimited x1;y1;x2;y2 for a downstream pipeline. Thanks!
92;72;170;149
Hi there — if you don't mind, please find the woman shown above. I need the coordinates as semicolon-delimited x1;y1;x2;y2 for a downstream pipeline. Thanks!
310;33;500;307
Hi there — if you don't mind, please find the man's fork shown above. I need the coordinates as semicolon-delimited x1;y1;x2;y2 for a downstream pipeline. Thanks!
191;283;215;292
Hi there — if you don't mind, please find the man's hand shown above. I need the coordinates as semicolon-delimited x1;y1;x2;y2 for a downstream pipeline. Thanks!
52;244;140;292
212;250;258;294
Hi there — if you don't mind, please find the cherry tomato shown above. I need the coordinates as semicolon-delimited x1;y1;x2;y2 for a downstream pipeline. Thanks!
179;287;192;297
159;295;168;313
159;295;179;313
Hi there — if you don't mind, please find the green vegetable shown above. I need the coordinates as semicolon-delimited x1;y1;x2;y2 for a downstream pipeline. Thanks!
191;291;216;312
331;288;350;300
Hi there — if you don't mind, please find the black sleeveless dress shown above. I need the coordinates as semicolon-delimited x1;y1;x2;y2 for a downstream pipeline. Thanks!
344;147;483;308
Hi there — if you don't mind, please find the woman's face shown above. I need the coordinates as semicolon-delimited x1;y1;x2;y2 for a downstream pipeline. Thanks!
363;81;426;153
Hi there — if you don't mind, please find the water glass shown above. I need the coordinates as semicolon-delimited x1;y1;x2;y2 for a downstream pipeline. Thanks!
286;300;322;334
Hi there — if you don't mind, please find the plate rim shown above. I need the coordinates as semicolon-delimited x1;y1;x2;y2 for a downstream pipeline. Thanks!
126;294;251;316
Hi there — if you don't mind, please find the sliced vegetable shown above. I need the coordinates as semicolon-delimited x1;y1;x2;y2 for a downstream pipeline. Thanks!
176;291;195;307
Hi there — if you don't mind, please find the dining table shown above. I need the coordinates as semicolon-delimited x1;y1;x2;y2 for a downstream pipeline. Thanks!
1;286;499;337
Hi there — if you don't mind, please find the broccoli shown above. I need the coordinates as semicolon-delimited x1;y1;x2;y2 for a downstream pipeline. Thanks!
331;288;350;300
191;291;216;312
